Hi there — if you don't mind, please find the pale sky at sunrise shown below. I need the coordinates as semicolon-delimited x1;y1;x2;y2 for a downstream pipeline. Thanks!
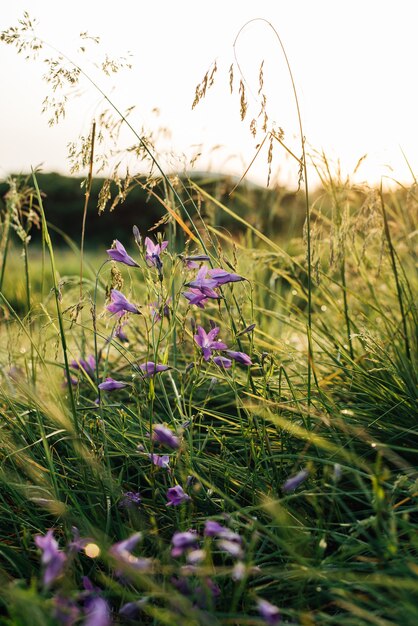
1;0;418;189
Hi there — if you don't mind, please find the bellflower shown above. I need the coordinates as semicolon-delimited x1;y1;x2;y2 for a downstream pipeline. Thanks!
186;265;219;296
171;530;199;557
194;325;228;361
282;468;309;492
34;530;67;587
107;289;139;315
148;453;170;469
70;355;96;378
84;597;111;626
225;350;252;366
182;288;215;309
257;598;281;625
153;424;180;449
139;361;170;377
144;236;168;267
208;268;245;285
98;377;127;391
166;485;190;506
213;356;232;369
107;240;139;267
53;596;80;626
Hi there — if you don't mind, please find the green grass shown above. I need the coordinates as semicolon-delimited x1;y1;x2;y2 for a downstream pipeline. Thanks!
0;167;417;626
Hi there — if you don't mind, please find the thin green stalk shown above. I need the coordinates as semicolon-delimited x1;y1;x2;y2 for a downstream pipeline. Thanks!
32;169;80;435
379;186;411;361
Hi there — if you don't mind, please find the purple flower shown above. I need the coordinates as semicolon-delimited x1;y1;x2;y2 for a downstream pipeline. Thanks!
208;268;245;285
110;532;151;571
34;530;67;587
119;600;147;620
166;485;190;506
153;424;180;449
98;377;127;391
217;539;243;558
225;350;252;366
171;530;199;557
144;236;168;267
107;289;139;315
182;288;217;309
107;240;139;267
70;355;96;378
119;491;141;509
204;520;226;537
186;265;219;296
194;325;228;361
257;598;281;625
84;597;111;626
148;453;170;469
213;356;232;369
139;361;170;377
282;468;309;492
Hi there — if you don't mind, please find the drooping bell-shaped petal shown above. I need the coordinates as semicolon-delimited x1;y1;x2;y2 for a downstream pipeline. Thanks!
225;350;252;366
84;597;111;626
107;289;139;315
34;530;67;587
139;362;170;377
257;598;282;625
152;424;179;449
171;530;199;557
107;240;139;267
166;485;190;506
208;268;245;285
144;236;168;267
98;377;127;391
282;469;309;492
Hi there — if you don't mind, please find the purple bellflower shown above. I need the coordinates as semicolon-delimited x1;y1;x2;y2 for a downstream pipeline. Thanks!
98;377;127;391
107;289;139;315
34;530;67;587
107;240;139;267
171;530;199;557
225;350;252;366
148;453;170;469
208;268;245;285
194;325;228;361
144;236;168;267
186;265;219;296
84;597;111;626
257;598;281;625
182;254;211;269
70;355;96;378
213;356;232;369
166;485;190;506
139;361;170;377
153;424;180;449
182;287;218;309
282;468;309;492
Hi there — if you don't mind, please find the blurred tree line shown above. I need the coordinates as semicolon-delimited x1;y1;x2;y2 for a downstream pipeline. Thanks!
0;172;307;248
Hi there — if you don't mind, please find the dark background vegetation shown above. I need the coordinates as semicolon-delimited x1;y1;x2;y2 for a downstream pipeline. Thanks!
0;172;307;247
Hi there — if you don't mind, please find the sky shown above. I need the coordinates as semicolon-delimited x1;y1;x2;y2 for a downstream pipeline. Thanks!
1;0;418;189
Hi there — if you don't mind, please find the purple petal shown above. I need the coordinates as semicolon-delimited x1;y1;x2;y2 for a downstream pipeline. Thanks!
139;361;170;377
257;598;281;625
107;289;139;315
282;469;309;492
213;356;232;368
107;240;139;267
153;424;180;449
84;597;111;626
148;453;170;468
225;350;252;366
166;485;190;506
98;377;127;391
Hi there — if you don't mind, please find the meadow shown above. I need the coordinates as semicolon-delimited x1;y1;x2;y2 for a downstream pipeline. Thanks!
0;13;418;626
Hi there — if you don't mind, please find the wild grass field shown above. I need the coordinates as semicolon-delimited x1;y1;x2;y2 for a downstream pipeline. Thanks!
0;13;418;626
